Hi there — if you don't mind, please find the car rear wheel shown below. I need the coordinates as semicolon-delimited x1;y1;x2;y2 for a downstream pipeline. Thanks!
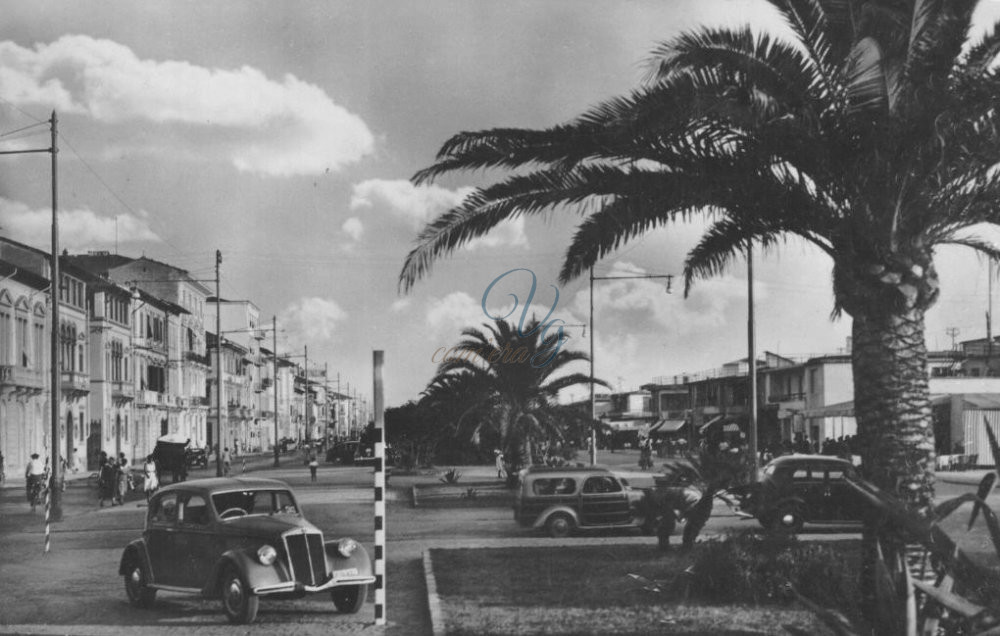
123;562;157;608
331;584;367;613
770;505;804;534
221;567;259;624
546;512;574;539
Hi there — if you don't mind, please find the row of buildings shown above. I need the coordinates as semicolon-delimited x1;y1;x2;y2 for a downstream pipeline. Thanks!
0;237;367;478
590;337;1000;464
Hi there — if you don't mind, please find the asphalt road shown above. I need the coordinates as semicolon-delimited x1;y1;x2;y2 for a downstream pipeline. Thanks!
2;451;998;636
0;462;388;636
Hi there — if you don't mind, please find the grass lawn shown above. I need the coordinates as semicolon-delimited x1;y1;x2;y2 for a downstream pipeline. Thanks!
430;542;858;635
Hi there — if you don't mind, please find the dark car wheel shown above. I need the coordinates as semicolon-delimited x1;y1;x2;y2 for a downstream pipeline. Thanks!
221;567;259;624
546;512;574;539
331;584;367;613
124;562;157;608
770;505;805;534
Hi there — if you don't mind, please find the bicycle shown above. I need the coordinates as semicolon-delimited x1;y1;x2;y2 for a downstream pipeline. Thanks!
26;475;46;512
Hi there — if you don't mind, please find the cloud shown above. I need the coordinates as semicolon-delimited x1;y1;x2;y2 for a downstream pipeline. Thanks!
351;179;473;227
341;217;364;242
461;217;528;251
277;297;347;348
0;197;161;249
390;298;412;313
0;35;374;176
425;291;487;335
350;178;528;249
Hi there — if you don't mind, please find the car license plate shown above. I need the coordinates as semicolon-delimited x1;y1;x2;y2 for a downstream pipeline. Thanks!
333;568;359;578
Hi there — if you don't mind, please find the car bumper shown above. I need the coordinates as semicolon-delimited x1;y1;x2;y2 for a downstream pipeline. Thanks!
253;574;376;595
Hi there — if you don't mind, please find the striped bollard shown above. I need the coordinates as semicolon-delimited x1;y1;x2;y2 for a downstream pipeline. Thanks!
373;350;386;626
44;488;51;554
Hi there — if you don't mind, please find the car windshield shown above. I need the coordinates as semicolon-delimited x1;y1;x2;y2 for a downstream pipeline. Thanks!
211;489;299;517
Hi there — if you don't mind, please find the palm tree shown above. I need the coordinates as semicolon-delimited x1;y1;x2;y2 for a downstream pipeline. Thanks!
421;318;606;470
400;2;1000;519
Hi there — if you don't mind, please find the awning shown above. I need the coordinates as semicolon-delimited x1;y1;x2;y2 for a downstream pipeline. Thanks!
605;419;650;431
649;419;687;434
722;421;741;433
803;400;855;418
697;415;724;434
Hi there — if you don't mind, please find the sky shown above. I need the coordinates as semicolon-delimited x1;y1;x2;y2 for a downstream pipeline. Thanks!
1;1;1000;408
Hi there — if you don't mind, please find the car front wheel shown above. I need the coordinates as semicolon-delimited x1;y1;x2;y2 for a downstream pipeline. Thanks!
221;567;259;624
331;584;367;613
124;562;157;608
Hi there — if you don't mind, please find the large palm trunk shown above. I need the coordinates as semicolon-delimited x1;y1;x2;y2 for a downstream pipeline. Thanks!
852;309;935;511
851;307;936;627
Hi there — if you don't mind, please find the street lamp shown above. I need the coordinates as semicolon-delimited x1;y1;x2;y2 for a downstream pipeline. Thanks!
587;268;674;465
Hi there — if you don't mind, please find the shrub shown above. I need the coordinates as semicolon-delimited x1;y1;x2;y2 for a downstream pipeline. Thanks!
440;468;462;484
689;531;857;609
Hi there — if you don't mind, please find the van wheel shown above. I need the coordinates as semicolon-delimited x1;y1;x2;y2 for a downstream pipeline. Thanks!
546;513;574;538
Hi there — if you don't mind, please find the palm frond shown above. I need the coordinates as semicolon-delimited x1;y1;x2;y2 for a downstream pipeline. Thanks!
844;36;889;116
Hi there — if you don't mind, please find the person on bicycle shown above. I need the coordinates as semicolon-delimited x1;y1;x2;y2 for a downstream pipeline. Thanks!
24;453;46;512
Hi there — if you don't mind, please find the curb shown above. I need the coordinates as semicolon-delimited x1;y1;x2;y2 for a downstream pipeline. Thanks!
422;550;447;636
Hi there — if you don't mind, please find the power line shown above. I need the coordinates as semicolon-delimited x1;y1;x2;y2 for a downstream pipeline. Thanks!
0;120;49;139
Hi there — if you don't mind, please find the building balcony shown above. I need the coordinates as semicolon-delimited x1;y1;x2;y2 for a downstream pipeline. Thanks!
768;392;806;404
133;337;167;353
191;396;209;407
60;370;90;397
0;365;45;397
137;389;165;406
184;350;211;365
111;380;135;401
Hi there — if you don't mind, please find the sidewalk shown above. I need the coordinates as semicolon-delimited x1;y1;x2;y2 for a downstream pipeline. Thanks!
937;468;995;485
0;451;285;532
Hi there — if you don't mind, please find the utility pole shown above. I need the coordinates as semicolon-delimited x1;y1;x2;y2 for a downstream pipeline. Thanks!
946;327;960;351
989;262;994;373
215;250;223;477
273;315;279;467
589;267;596;465
747;242;759;480
0;113;63;519
304;345;309;444
49;112;62;521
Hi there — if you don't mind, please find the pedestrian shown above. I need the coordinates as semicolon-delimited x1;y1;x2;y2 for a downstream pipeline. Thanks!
115;453;130;505
222;447;232;476
98;456;116;507
0;450;5;484
142;455;159;501
24;453;46;512
72;447;85;474
308;447;319;482
494;449;505;480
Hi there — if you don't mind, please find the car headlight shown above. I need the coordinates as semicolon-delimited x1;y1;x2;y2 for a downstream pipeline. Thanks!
257;544;277;565
337;538;359;558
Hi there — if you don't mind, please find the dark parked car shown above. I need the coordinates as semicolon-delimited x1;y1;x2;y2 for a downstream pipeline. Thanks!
513;466;654;538
185;447;209;469
326;441;361;464
737;454;873;532
118;476;375;624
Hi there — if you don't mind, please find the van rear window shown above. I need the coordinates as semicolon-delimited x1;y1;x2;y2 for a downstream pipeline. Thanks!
531;478;576;495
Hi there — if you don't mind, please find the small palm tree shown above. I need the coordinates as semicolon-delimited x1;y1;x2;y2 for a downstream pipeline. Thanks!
420;318;606;470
